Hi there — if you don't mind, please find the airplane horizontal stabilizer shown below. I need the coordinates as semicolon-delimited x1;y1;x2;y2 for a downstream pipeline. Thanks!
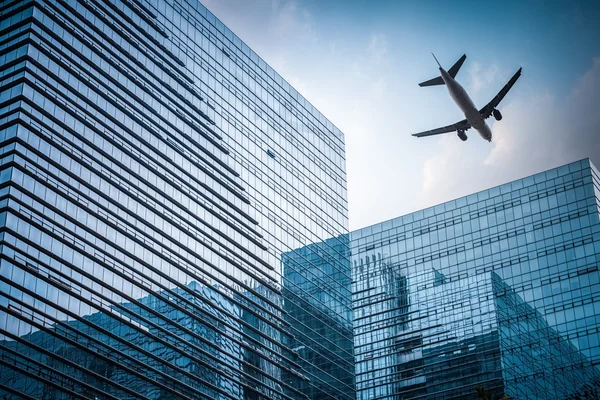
418;76;445;87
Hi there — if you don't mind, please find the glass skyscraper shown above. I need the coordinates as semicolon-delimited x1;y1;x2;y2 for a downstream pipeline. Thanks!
0;0;354;398
352;159;600;399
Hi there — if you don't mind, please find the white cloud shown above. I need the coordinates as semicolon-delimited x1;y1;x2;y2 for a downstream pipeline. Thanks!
367;34;388;65
200;0;317;74
417;57;600;211
468;61;500;94
270;0;318;45
486;58;600;171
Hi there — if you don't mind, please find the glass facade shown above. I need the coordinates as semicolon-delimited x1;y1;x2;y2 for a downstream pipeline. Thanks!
0;0;354;398
352;159;600;399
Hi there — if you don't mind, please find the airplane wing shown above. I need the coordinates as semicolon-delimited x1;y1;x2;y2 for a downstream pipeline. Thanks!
412;119;471;138
479;67;522;119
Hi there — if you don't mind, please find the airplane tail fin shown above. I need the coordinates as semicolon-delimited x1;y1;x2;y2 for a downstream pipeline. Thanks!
448;54;466;78
418;54;467;87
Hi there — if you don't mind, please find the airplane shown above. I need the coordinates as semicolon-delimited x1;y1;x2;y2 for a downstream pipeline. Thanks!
412;54;522;142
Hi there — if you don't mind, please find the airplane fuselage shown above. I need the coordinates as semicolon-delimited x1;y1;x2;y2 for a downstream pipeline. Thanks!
439;68;492;142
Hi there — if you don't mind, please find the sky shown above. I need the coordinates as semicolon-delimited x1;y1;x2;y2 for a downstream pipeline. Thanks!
201;0;600;231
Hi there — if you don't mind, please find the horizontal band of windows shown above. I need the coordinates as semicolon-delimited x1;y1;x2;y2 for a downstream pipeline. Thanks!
359;179;587;241
14;84;266;248
3;176;290;332
472;229;526;248
2;243;309;392
354;310;427;332
0;21;31;51
533;208;590;230
51;0;210;131
357;344;501;387
0;227;306;375
0;294;209;400
1;256;303;400
91;0;174;60
34;5;225;161
11;128;276;288
15;101;356;308
541;263;598;286
0;321;149;399
0;381;37;400
536;235;595;257
0;0;31;15
0;343;123;400
363;369;503;400
353;324;443;353
51;0;228;142
119;0;166;38
21;46;253;225
0;44;30;76
0;353;106;400
0;2;33;34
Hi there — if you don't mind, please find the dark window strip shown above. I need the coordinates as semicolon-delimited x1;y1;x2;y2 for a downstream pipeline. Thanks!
0;382;38;400
2;254;301;400
2;244;308;391
0;223;304;374
0;294;205;400
0;343;122;400
61;0;195;97
44;1;227;144
0;356;89;400
2;181;291;338
17;81;264;245
25;34;246;203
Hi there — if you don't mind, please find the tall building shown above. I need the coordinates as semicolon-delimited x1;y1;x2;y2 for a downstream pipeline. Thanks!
282;236;355;399
352;159;600;399
0;0;354;398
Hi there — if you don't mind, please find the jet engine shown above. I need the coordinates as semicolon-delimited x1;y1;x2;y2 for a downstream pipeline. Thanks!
457;131;468;141
493;109;502;121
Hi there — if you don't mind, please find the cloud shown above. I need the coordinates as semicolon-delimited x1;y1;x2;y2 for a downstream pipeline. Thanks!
486;57;600;170
418;57;600;209
199;0;317;71
468;61;500;94
367;34;389;65
270;0;318;45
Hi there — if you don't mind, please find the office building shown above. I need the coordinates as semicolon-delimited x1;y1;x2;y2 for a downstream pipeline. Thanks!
352;159;600;399
282;236;355;399
0;0;354;398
